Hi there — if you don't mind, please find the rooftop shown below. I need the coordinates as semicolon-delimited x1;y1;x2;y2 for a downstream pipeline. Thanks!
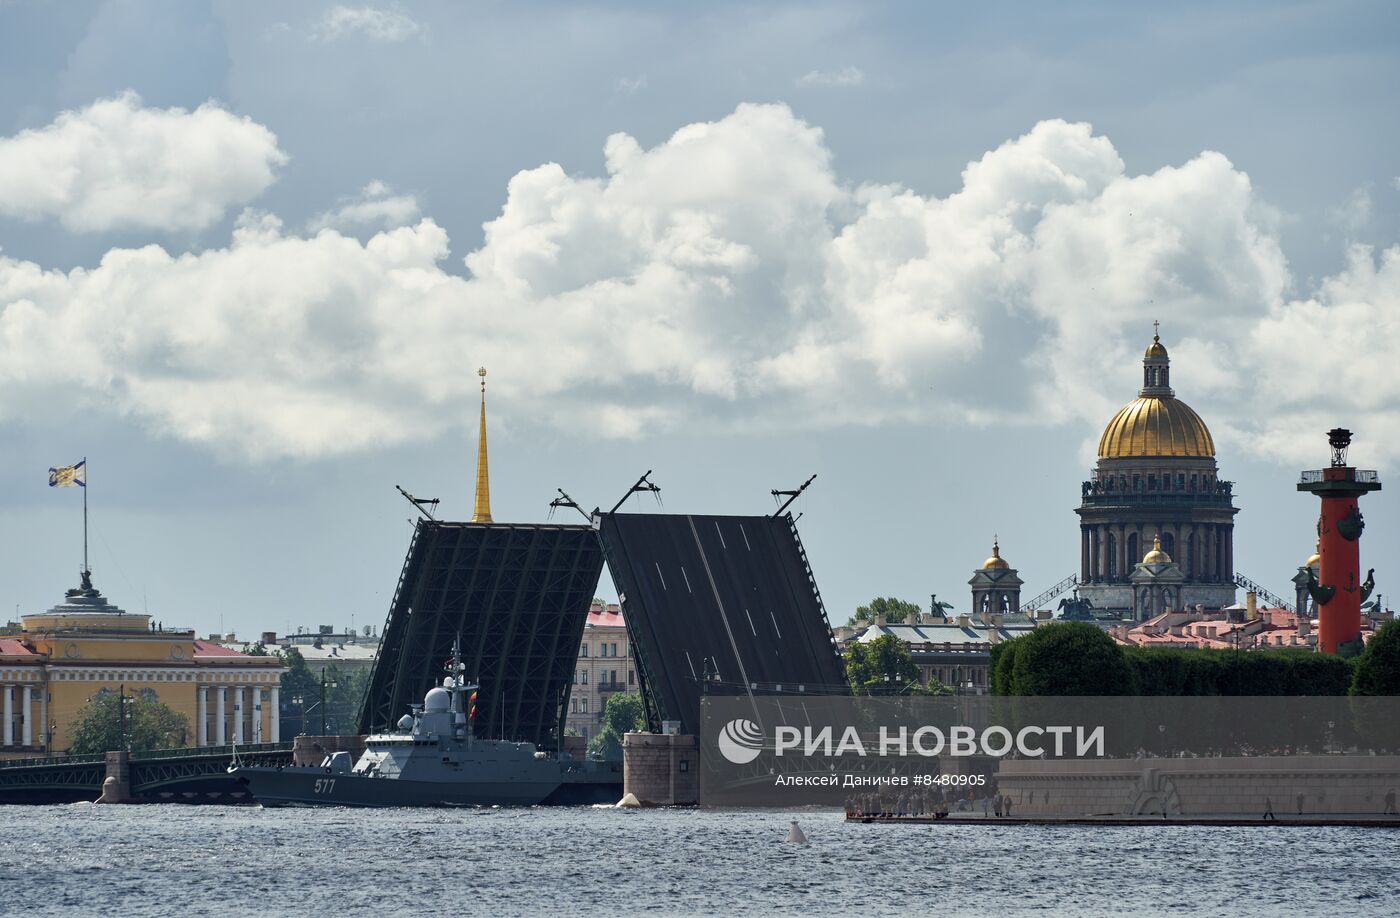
586;602;626;629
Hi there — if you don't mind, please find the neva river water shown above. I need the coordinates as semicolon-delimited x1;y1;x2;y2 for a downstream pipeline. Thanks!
3;805;1398;916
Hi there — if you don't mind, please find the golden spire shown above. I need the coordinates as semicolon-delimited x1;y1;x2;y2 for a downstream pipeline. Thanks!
471;367;492;523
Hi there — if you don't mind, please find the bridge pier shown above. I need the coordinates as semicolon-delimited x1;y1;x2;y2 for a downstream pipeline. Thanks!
623;733;697;806
97;751;131;804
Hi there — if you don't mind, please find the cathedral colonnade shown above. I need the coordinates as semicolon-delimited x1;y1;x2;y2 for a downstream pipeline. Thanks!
1080;521;1235;583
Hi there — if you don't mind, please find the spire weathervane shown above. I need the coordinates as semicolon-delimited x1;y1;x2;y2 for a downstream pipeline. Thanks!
471;367;493;523
1153;319;1160;341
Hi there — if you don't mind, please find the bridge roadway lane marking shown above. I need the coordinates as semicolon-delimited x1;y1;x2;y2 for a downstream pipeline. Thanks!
688;515;761;725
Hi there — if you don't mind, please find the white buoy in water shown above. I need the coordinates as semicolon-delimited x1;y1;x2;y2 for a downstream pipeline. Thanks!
785;820;808;844
617;792;641;809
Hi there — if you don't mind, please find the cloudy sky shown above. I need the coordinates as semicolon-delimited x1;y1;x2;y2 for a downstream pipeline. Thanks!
1;0;1397;635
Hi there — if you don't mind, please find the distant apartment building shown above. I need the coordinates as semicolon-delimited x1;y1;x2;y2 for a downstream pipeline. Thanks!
834;610;1041;695
222;625;381;676
565;602;637;741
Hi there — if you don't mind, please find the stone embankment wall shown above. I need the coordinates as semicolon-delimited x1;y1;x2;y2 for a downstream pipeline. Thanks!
292;735;367;767
623;733;697;806
996;755;1400;817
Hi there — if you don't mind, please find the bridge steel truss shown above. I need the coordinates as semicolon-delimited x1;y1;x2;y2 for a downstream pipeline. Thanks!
358;521;605;751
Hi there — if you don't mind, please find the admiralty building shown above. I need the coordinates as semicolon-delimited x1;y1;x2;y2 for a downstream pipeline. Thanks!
1075;329;1238;616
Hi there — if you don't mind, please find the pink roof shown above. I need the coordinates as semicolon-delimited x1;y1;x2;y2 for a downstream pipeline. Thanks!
586;604;626;628
0;638;38;656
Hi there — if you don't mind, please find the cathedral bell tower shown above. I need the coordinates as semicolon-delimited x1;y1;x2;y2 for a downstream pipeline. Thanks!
968;538;1023;618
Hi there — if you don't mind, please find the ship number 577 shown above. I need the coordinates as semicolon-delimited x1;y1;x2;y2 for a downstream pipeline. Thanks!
313;778;336;794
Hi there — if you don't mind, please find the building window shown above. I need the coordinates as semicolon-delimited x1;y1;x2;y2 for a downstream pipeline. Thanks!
581;671;588;685
600;643;608;657
628;670;635;686
580;644;588;657
611;642;618;657
581;699;588;714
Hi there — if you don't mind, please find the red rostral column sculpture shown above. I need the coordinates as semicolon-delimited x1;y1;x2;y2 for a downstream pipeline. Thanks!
1297;428;1382;654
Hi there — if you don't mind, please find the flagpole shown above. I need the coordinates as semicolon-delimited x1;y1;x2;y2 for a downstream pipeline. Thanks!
82;456;89;575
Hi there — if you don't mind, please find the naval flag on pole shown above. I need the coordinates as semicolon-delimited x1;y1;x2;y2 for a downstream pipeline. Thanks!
49;460;86;488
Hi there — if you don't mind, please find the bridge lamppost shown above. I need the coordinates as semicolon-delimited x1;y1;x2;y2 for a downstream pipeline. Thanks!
114;684;135;752
290;693;306;736
319;669;338;736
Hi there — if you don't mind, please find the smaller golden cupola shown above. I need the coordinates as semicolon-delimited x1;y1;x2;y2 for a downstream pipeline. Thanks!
1143;534;1172;564
982;537;1010;571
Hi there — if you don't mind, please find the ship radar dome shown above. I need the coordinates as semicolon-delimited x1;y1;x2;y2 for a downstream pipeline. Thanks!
424;687;451;712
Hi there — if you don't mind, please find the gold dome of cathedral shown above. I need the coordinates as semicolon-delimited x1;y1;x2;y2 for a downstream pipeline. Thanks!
1098;396;1215;459
1097;327;1215;459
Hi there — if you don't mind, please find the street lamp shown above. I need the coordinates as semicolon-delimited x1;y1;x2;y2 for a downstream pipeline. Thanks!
113;684;135;752
320;668;338;736
291;694;306;736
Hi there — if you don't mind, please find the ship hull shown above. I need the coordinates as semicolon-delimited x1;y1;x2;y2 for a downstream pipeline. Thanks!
230;766;559;808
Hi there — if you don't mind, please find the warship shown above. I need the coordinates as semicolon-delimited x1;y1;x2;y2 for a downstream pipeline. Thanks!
230;640;619;807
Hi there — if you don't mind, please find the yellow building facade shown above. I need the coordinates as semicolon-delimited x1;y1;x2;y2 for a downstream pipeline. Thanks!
0;573;283;758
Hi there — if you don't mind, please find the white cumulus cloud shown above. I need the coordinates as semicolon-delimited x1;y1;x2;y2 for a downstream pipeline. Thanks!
0;92;286;233
308;180;421;233
0;103;1394;465
311;5;423;43
796;66;865;88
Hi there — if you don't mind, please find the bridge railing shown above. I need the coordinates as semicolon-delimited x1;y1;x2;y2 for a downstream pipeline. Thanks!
131;742;293;760
0;743;294;770
0;752;107;769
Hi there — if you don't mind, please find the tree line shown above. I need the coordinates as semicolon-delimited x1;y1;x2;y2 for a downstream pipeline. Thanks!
988;620;1400;697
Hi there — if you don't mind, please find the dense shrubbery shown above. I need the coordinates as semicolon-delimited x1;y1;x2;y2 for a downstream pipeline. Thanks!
990;623;1356;696
1007;622;1133;696
1351;620;1400;696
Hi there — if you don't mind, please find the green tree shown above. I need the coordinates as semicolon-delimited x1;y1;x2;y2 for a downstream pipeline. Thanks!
277;647;366;737
327;665;371;734
1352;620;1400;695
847;596;922;627
989;639;1019;696
844;633;941;695
1009;622;1133;696
587;693;646;760
67;690;191;754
